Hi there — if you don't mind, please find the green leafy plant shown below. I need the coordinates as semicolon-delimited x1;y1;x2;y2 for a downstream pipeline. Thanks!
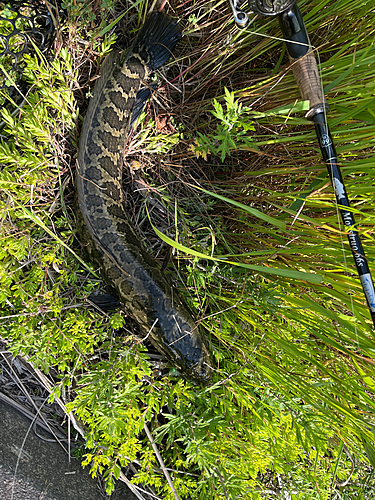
192;87;258;161
131;115;182;154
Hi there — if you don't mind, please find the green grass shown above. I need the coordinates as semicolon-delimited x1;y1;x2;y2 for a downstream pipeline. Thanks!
1;0;375;498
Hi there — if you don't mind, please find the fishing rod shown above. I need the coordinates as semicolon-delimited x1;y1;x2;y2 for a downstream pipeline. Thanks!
229;0;375;327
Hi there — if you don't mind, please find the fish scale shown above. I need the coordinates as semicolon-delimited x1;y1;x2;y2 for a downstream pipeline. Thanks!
76;12;212;382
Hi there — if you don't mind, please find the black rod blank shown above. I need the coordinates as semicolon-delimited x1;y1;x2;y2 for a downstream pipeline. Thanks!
278;4;375;326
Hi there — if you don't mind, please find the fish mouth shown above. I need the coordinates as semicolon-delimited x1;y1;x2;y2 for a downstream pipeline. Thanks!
184;348;213;383
192;363;213;383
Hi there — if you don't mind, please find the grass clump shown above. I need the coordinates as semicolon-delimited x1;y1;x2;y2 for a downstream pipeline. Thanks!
1;0;375;498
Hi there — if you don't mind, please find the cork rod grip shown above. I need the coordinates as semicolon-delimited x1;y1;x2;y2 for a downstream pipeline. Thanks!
290;49;325;110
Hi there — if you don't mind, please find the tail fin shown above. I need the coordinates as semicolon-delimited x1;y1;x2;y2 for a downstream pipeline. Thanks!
126;11;182;72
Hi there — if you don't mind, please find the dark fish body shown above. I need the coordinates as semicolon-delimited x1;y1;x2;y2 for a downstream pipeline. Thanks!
77;12;212;382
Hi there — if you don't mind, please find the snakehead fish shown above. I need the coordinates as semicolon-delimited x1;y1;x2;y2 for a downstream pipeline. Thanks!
76;12;212;382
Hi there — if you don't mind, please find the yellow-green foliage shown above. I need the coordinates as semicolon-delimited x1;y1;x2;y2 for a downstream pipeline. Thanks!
1;0;375;498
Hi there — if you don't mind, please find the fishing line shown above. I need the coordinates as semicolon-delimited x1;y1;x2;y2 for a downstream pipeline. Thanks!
332;169;358;339
314;37;359;338
229;0;375;328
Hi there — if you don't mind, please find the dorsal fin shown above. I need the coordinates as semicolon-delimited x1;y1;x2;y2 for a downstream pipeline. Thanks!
130;83;158;127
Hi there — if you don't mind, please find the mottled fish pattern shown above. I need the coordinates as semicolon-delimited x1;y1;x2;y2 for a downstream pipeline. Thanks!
77;12;212;382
